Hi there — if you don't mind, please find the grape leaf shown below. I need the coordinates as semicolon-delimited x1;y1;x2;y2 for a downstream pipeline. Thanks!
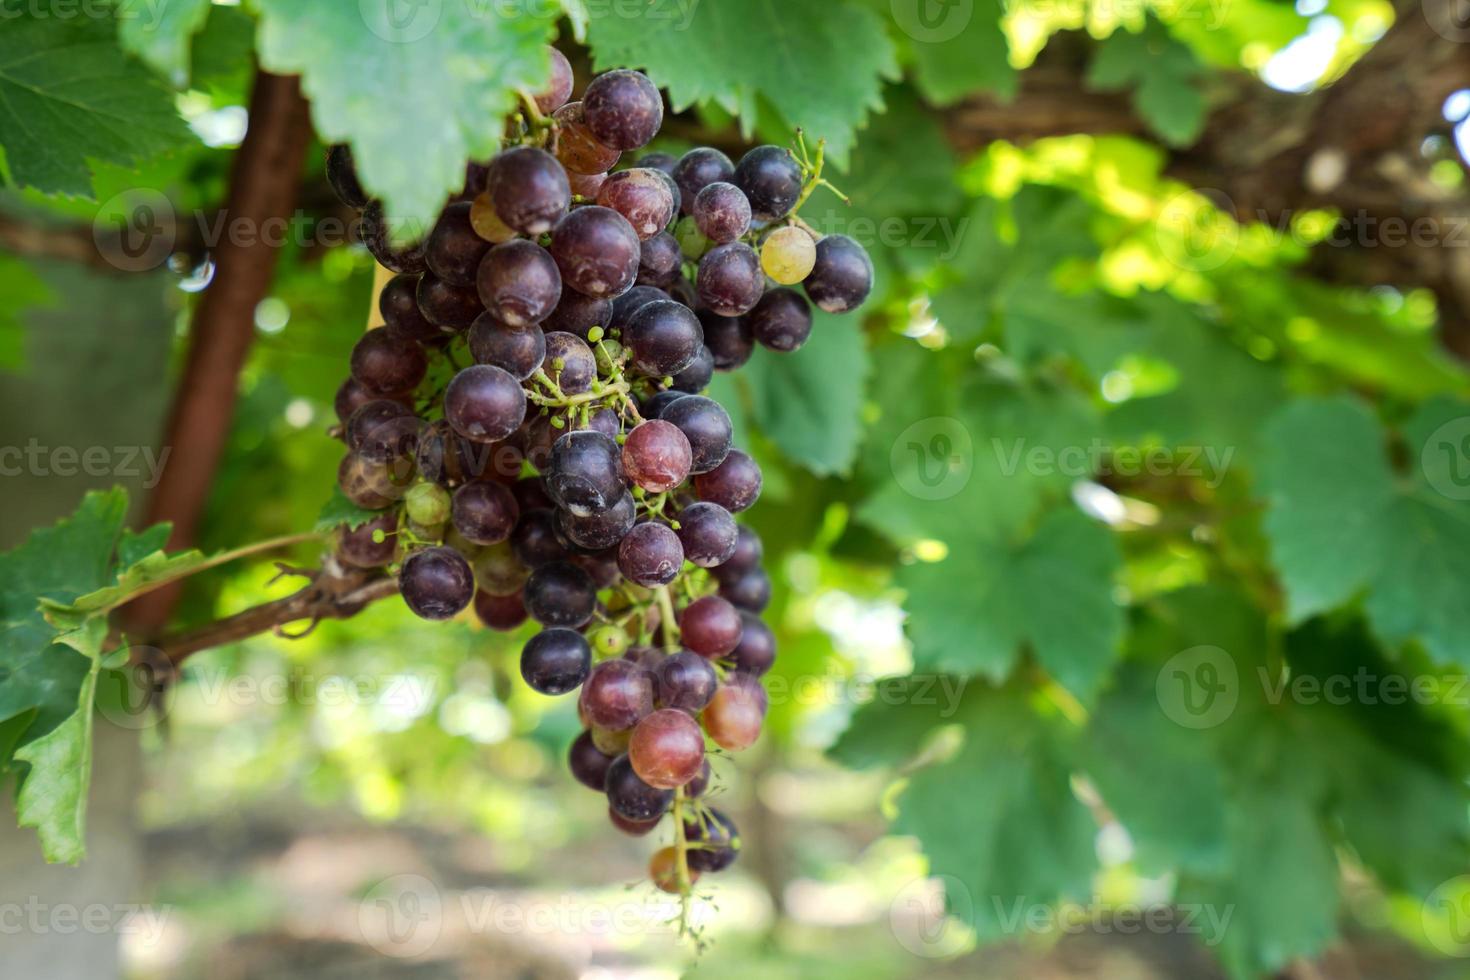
740;312;870;476
0;3;194;196
1086;18;1207;147
894;0;1015;105
314;487;385;534
116;0;212;86
1259;396;1470;667
254;0;556;236
586;0;898;163
0;255;55;372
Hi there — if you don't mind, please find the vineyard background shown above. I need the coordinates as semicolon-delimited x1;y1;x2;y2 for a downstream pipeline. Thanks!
2;0;1470;977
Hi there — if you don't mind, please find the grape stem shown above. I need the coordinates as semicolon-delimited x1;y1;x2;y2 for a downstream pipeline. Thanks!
671;784;695;936
655;585;679;652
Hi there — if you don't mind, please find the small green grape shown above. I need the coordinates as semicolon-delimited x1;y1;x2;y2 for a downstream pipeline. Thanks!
406;482;451;527
761;225;817;284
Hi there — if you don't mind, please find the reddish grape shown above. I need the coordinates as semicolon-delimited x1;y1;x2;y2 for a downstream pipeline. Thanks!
550;205;641;299
597;168;677;240
552;102;621;174
693;181;752;243
630;708;705;789
680;594;743;657
650;846;696;893
702;677;765;751
694;449;762;512
580;659;655;731
582;69;663;150
535;46;575;114
656;651;718;713
609;807;661;837
622;419;692;493
474;589;528;631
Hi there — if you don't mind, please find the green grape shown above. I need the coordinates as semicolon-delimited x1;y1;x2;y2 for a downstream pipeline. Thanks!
406;482;451;526
761;225;817;285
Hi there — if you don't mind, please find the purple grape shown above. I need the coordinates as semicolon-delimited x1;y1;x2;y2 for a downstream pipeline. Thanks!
684;808;740;871
670;344;714;393
626;299;703;377
673;148;734;215
400;546;475;620
426;201;492;286
524;560;597;628
347;399;421;463
693;182;752;243
521;627;592;695
550;206;641;299
714;525;763;581
477;239;562;327
512;510;569;568
582;69;664;151
597;168;678;240
697;241;765;316
676;501;738;567
337;452;396;509
416;419;490;486
543;331;597;394
556;491;636;551
694;449;762;512
609;285;670;333
379;273;442;343
582;660;656;732
661;395;732;473
452;480;520;545
805;234;874;314
417;271;485;330
468;314;546;380
444;364;527;443
638;232;683;288
728;613;776;676
350;328;426;394
721;568;772;612
618;521;684;587
545;429;626;516
749;287;813;351
335;377;407;425
569;730;615;790
545;290;615;340
489;146;571;234
699;310;753;370
735;145;804;221
637;152;679;177
535;46;575;114
358;201;427;274
338;513;399;568
622;418;692;493
475;589;527;631
605;754;672;821
326;144;367;209
644;389;687;419
656;651;718;713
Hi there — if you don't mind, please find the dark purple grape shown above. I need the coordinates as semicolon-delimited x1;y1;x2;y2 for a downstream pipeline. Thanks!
543;331;597;394
379;273;442;343
426;201;492;286
609;285;669;333
535;46;575;114
605;754;672;821
656;650;717;712
417;271;485;330
597;168;677;239
553;102;622;175
749;287;813;351
584;407;621;439
476;239;562;327
582;69;663;151
359;201;427;274
643;389;688;420
715;524;763;581
326;144;367;209
444;364;527;443
335;377;408;425
350;328;426;394
805;234;874;314
671;344;714;393
489;146;571;234
452;480;519;545
697;242;764;316
521;627;592;694
618;521;684;587
474;589;528;631
694;450;762;512
400;546;475;620
735;145;803;221
461;159;492;199
575;549;622;589
569;730;615;791
684;808;740;872
693;182;751;244
638;232;683;289
728;613;775;676
524;560;597;628
546;429;625;515
686;758;712;797
677;501;738;567
512;510;569;568
626;299;703;377
622;419;692;493
513;477;556;513
556;491;636;551
673;148;735;215
637;152;678;177
661;395;732;473
680;594;743;657
582;660;656;731
699;310;753;370
468;314;545;380
347;399;421;462
545;290;615;340
550;206;641;299
416;419;490;486
338;513;399;568
337;452;402;509
609;807;661;836
721;568;772;612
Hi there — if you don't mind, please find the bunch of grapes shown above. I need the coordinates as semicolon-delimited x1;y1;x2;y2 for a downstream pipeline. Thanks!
325;48;872;913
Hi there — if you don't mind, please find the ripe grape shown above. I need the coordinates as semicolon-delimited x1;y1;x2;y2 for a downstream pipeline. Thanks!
677;501;738;567
637;151;678;177
626;299;703;378
638;232;683;288
359;201;427;274
468;314;546;380
535;46;575;114
489;146;571;235
673;148;735;214
655;651;718;713
568;170;608;199
671;344;714;393
684;808;740;872
416;271;485;330
326;144;368;209
415;420;489;486
337;452;396;509
720;568;772;612
474;541;529;595
581;660;655;730
703;677;765;751
347;400;421;463
761;224;817;284
699;310;754;371
735;145;804;221
804;234;874;314
545;289;615;340
542;331;597;394
477;239;562;327
749;287;813;352
550;205;641;299
426;200;491;286
686;759;712;797
643;389;687;420
451;480;519;545
552;102;622;175
650;846;696;892
697;242;764;316
609;285;669;333
609;807;661;837
338;513;399;569
400;546;476;621
474;589;527;631
622;419;692;493
524;560;597;628
545;429;625;516
350;328;426;394
680;594;743;657
606;754;673;822
715;525;761;582
629;708;705;789
582;69;663;150
693;182;752;243
556;491;636;551
617;520;684;587
591;724;633;755
512;509;569;568
598;168;677;239
728;612;776;676
513;477;556;513
694;449;762;512
660;395;733;473
569;730;616;791
445;365;527;443
469;192;518;244
521;627;592;694
335;377;406;425
379;273;442;343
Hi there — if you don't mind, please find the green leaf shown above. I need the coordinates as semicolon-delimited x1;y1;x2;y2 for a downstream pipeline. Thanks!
1259;396;1470;667
586;0;898;164
1086;18;1206;147
41;546;207;629
0;255;55;372
741;312;870;476
14;616;105;865
314;487;385;534
901;0;1015;105
116;0;212;86
254;0;556;235
0;3;194;196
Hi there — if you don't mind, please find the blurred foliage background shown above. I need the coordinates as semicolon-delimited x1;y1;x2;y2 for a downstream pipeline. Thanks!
2;0;1470;977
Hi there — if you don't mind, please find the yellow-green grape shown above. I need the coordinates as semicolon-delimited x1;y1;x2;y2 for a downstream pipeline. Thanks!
674;215;710;260
469;192;518;244
761;225;817;284
406;482;451;526
589;624;630;658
